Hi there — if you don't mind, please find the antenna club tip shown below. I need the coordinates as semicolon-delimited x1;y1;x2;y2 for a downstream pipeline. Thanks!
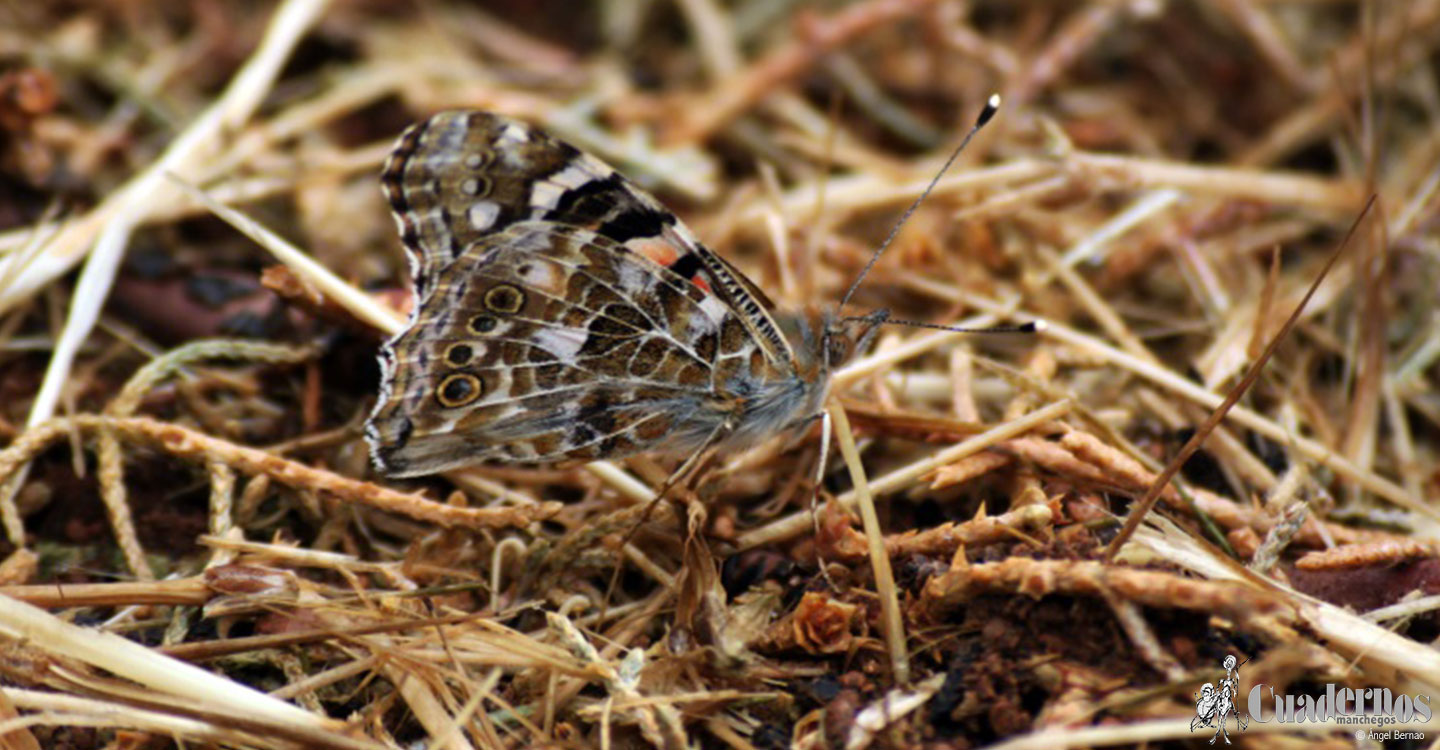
977;94;1000;127
1027;319;1047;333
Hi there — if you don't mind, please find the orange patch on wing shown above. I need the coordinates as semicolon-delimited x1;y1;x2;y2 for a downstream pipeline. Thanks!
632;239;679;267
691;276;711;293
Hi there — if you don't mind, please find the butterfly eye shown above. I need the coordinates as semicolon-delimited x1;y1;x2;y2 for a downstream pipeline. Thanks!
484;284;525;314
436;373;483;407
445;343;475;366
826;334;849;367
469;315;498;334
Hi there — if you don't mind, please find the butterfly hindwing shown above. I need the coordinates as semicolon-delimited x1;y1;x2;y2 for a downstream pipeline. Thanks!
369;222;770;475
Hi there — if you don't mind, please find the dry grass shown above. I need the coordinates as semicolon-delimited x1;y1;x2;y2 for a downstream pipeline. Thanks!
0;1;1438;748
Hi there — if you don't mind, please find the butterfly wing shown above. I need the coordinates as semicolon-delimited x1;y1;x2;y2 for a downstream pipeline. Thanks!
369;111;818;476
369;222;766;475
381;110;795;363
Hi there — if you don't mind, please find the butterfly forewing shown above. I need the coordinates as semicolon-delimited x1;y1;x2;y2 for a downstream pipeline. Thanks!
385;113;770;321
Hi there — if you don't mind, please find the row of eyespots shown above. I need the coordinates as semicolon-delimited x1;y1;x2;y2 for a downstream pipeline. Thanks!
435;282;530;408
465;283;527;336
453;136;498;228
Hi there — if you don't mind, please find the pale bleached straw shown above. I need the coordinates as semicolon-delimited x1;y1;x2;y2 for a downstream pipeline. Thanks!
0;687;381;750
19;0;329;424
0;593;338;732
828;401;909;685
1364;594;1440;624
167;176;404;335
1065;150;1364;213
0;0;330;539
1057;189;1181;269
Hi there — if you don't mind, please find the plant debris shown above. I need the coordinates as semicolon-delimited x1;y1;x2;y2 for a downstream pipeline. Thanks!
1;1;1438;748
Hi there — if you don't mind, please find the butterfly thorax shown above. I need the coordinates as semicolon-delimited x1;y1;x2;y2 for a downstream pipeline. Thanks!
690;305;879;454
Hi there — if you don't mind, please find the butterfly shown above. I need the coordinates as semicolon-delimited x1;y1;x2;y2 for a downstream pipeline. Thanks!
366;99;1003;478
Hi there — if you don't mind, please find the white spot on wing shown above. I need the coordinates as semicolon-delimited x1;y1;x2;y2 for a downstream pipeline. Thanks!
432;119;467;152
497;123;531;168
687;307;720;340
550;163;598;189
698;295;727;323
468;201;500;230
579;155;616;182
534;327;588;360
669;223;702;247
500;123;530;144
616;261;651;294
530;180;566;209
518;262;560;290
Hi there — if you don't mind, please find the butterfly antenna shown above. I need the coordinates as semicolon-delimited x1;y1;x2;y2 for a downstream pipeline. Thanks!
837;93;1001;310
878;317;1047;335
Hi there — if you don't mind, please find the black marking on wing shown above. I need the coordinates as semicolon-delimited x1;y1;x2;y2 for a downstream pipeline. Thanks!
692;248;790;358
667;252;703;281
381;121;430;298
549;174;630;225
598;208;673;244
576;396;618;436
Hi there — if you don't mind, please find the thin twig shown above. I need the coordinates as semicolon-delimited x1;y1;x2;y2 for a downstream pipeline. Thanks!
1106;195;1379;560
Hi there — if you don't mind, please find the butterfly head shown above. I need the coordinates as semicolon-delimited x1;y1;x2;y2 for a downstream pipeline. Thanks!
776;307;887;381
821;308;889;371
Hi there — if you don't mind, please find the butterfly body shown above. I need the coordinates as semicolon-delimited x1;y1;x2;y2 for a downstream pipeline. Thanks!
366;111;881;478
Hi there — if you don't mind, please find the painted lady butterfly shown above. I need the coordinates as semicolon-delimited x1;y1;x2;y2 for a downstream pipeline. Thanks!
366;99;1001;477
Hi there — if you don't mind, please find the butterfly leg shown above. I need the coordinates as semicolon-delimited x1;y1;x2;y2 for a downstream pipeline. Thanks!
601;419;736;613
809;409;842;591
814;409;832;495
